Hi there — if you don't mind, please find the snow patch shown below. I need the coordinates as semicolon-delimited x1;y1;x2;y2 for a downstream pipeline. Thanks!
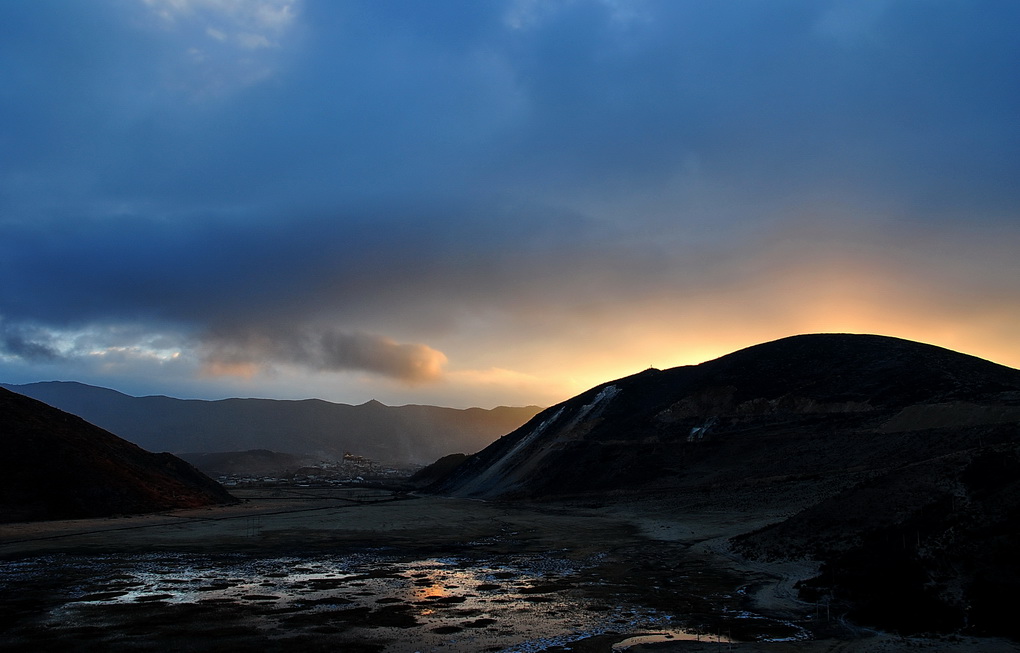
456;407;565;495
563;385;620;431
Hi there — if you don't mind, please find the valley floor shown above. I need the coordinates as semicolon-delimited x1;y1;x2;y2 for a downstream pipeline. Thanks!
0;489;1016;652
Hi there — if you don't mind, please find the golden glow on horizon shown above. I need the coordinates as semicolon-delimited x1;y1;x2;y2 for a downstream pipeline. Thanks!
521;323;1020;409
200;360;261;379
90;224;1017;411
486;253;1020;408
189;255;1020;409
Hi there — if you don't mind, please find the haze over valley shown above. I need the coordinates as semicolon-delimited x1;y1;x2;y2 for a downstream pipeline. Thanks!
1;381;541;467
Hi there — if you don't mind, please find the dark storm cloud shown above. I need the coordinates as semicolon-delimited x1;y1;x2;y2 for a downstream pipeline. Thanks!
0;321;60;362
4;1;1017;213
201;327;446;383
0;200;614;327
1;0;1018;398
0;196;647;387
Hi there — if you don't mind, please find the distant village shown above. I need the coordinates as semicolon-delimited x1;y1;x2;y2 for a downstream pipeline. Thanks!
216;452;422;488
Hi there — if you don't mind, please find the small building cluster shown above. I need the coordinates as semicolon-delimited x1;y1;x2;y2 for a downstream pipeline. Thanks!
216;453;421;487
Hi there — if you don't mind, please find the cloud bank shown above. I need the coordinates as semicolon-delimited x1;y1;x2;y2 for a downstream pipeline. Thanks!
1;0;1018;406
201;328;447;384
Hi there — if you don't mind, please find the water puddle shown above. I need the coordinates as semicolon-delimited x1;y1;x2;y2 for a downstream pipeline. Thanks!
0;551;803;651
613;629;733;650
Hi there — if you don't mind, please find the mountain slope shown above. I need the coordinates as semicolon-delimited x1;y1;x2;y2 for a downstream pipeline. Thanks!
732;441;1020;637
0;387;235;523
0;382;543;465
430;333;1020;499
425;333;1020;638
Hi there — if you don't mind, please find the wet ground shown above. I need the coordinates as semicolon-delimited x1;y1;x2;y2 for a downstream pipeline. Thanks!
3;488;1010;652
0;548;788;652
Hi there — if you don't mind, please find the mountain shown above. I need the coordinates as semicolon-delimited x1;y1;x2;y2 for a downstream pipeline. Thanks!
429;333;1020;499
0;382;543;465
408;453;469;488
425;333;1020;638
732;441;1020;638
0;387;235;523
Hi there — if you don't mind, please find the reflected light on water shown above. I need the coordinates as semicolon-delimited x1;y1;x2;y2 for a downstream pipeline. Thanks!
0;552;807;651
613;629;734;651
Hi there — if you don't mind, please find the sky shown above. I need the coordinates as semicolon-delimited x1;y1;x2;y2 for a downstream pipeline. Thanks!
1;0;1018;409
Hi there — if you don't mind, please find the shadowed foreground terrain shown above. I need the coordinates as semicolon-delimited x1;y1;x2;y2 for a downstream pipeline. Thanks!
2;489;1017;653
0;387;235;523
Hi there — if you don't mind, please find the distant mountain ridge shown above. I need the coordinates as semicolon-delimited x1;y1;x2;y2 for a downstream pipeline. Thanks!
0;387;235;523
0;381;543;465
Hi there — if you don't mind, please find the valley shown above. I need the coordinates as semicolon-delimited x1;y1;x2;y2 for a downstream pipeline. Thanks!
0;486;896;652
3;334;1019;651
1;485;1016;652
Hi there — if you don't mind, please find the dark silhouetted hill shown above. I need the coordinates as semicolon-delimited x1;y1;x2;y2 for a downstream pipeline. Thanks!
409;453;469;488
429;333;1020;499
0;382;543;466
425;333;1020;638
0;387;235;523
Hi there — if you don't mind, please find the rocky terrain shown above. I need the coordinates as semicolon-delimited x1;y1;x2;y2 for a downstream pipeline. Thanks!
0;387;236;523
426;334;1020;639
732;441;1020;639
1;381;542;465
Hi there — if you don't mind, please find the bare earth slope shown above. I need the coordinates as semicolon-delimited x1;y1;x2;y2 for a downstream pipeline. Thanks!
427;333;1020;639
0;387;236;523
431;333;1020;499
